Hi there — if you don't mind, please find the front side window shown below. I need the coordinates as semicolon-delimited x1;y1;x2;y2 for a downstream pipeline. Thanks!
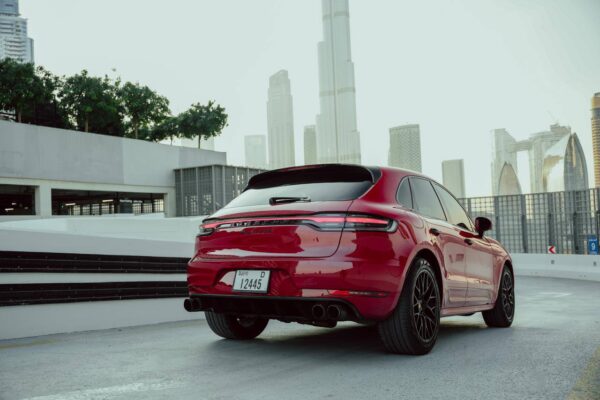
409;178;446;220
433;183;473;230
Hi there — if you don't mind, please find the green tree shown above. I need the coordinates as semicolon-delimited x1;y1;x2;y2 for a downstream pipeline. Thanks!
0;59;45;122
59;70;124;136
118;82;170;139
24;66;70;128
148;116;180;143
177;101;228;147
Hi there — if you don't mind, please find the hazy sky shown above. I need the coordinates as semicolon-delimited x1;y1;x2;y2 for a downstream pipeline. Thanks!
21;0;600;196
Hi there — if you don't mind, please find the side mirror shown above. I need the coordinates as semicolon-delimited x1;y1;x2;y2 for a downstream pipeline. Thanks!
474;217;492;237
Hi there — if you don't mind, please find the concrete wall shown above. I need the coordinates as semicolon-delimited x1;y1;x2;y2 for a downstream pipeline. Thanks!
0;121;226;217
1;248;598;340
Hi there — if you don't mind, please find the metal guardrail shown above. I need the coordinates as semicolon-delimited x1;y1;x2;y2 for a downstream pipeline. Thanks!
459;188;600;255
0;251;189;306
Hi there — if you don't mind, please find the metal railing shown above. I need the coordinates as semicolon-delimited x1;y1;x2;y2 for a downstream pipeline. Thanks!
459;189;600;254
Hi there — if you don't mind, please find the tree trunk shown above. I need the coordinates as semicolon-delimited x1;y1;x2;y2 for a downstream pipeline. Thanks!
134;125;138;139
17;110;22;123
85;118;89;132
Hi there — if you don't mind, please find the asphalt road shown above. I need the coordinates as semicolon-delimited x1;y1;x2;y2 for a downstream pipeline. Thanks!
1;276;599;400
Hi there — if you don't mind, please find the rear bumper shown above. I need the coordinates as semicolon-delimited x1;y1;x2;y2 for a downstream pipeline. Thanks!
184;294;362;322
186;255;408;320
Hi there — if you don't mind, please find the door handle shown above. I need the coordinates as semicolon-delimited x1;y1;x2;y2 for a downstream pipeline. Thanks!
429;228;441;236
464;238;473;245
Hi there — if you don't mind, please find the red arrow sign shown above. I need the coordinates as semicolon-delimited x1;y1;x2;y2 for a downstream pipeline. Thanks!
547;245;556;254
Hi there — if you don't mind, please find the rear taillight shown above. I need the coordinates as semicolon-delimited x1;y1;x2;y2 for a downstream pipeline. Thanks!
198;213;397;236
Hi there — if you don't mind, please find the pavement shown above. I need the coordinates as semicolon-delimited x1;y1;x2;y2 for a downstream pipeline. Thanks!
0;276;599;400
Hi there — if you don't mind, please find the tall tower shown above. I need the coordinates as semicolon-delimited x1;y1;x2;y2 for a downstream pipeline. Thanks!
303;125;317;165
442;159;466;198
592;93;600;187
388;124;422;172
315;0;361;164
0;0;34;63
244;135;267;170
267;70;295;169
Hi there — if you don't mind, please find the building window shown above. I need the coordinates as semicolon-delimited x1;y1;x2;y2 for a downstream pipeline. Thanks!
0;185;35;215
51;189;164;216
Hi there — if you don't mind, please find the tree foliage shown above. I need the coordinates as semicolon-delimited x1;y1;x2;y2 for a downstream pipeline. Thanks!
0;62;228;144
0;59;45;122
59;70;124;135
177;101;229;146
118;82;170;139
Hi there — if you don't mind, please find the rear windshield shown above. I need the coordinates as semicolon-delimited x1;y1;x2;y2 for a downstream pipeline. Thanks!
224;181;373;209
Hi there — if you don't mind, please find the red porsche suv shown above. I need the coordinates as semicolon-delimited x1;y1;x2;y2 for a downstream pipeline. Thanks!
184;164;515;355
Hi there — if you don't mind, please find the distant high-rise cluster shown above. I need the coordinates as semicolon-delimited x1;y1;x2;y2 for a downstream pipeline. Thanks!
303;125;317;165
442;159;465;198
267;70;295;169
244;135;267;170
491;124;588;194
0;0;33;63
315;0;361;164
388;124;422;172
591;93;600;187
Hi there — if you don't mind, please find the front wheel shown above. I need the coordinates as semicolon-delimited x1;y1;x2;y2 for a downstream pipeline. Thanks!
205;312;268;339
482;265;515;327
378;257;441;355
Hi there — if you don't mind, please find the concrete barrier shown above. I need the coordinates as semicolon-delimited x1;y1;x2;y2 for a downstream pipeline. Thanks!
512;253;600;282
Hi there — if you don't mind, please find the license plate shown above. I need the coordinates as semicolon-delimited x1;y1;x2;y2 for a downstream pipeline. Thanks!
233;270;270;293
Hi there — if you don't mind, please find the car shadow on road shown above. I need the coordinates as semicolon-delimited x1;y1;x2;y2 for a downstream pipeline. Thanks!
203;318;501;358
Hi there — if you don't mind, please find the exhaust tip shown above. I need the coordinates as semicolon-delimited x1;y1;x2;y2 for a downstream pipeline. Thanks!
327;305;341;320
312;303;326;320
184;298;202;312
183;298;193;312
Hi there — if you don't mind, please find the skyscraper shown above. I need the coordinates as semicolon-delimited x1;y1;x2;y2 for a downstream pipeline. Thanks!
491;124;572;194
303;125;317;165
315;0;361;164
0;0;34;63
388;124;422;172
442;159;466;198
592;93;600;187
267;70;295;169
244;135;267;170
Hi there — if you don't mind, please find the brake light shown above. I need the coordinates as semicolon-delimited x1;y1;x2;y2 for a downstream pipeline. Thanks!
198;213;397;236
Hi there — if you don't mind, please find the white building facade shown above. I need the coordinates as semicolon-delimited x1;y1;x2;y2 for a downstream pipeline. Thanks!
244;134;267;169
0;0;33;63
442;159;466;198
315;0;361;164
388;124;422;172
491;124;575;195
267;70;295;169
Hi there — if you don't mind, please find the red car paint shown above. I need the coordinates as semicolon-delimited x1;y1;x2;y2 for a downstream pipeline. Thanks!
186;165;512;322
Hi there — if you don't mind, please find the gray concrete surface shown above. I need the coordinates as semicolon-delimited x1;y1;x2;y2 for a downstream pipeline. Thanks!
1;276;599;400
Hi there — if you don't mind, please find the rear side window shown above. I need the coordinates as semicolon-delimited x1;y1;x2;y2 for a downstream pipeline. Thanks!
433;183;473;230
224;181;373;209
409;178;446;220
396;178;413;208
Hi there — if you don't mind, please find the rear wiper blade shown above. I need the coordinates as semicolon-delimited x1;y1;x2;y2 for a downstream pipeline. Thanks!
269;196;311;205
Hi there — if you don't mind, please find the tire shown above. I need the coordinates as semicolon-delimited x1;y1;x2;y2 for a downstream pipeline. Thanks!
378;257;441;355
205;312;268;340
482;265;515;328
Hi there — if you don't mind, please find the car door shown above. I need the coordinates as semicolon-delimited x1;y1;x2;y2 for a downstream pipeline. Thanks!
409;177;467;308
432;183;495;306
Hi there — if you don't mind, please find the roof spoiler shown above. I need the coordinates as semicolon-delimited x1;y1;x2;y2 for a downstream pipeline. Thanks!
247;164;381;189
